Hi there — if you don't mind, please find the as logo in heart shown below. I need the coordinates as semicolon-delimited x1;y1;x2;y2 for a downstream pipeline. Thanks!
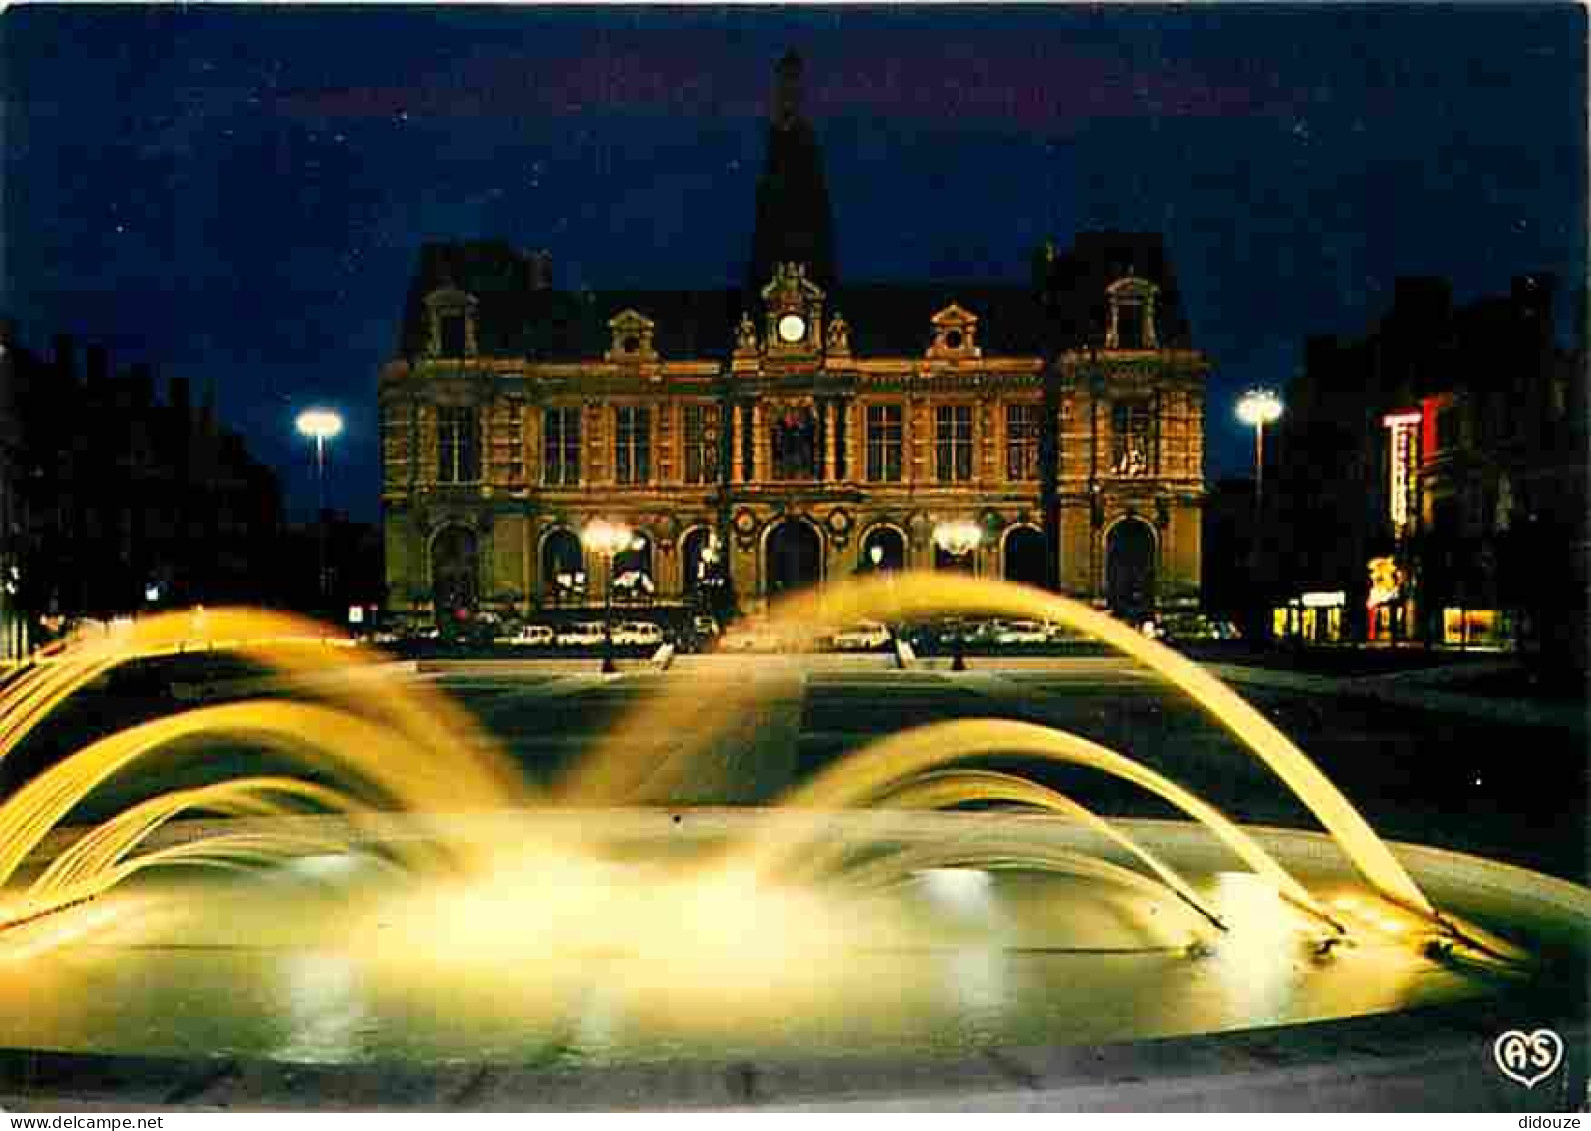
1494;1029;1565;1089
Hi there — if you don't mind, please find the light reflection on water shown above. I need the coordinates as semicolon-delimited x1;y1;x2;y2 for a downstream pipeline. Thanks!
0;864;1486;1069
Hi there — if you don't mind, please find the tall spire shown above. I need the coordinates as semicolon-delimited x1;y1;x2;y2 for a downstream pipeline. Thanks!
749;50;837;295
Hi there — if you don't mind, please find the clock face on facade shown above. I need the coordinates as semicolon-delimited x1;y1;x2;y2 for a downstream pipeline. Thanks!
777;313;807;344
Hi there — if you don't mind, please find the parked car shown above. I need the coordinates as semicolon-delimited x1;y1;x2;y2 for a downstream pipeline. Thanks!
555;622;607;647
506;624;556;646
831;620;892;650
994;619;1049;645
1156;613;1242;644
612;621;664;647
690;615;720;639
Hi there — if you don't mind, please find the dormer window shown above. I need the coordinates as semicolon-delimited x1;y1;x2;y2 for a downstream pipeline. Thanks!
928;303;980;359
424;286;480;358
1105;276;1159;351
606;309;658;363
440;314;467;357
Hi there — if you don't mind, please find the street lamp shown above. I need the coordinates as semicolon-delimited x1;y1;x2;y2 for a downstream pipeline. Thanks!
933;519;983;670
583;518;632;674
1235;389;1283;513
869;544;884;569
1236;389;1283;641
296;408;344;606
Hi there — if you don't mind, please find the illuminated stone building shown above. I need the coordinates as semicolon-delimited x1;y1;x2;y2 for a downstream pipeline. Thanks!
379;54;1210;626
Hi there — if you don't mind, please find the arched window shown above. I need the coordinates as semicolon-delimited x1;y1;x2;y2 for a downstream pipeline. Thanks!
432;526;478;619
1105;518;1156;620
859;526;907;572
1003;526;1047;588
541;529;584;605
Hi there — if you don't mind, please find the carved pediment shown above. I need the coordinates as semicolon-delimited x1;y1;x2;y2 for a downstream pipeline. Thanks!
423;285;478;311
1106;275;1158;299
927;302;981;359
605;309;659;362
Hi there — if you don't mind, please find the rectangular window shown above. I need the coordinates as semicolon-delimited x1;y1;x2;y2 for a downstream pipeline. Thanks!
437;405;480;483
740;403;754;480
684;403;721;486
935;404;974;483
615;405;651;485
1006;403;1040;481
866;403;904;483
505;398;524;482
1111;400;1152;476
440;314;467;357
543;406;580;486
835;402;848;480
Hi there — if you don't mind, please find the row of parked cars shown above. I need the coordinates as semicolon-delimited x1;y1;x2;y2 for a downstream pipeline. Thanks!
713;613;1242;654
499;620;668;648
369;609;1240;654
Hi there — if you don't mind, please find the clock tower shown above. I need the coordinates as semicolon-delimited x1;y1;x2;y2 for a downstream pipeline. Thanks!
748;50;838;298
761;262;824;356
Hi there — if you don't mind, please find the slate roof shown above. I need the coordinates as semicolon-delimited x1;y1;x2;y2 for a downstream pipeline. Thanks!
396;231;1196;364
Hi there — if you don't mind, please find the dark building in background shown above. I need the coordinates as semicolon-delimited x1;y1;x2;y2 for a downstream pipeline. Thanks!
281;509;386;622
0;326;284;646
1271;274;1586;670
0;323;23;660
1200;477;1257;627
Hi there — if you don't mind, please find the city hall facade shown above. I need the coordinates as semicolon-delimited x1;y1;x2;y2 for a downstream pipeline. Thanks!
379;54;1209;626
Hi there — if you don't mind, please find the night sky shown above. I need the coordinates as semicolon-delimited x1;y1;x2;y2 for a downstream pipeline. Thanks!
4;4;1585;522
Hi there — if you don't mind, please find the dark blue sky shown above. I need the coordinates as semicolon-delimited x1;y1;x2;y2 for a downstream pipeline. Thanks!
4;4;1585;521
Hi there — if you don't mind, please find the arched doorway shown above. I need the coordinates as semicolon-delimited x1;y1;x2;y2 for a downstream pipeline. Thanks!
765;519;822;597
432;526;479;622
612;532;655;604
540;528;584;606
1105;517;1156;620
682;527;715;595
1003;526;1047;589
859;525;906;573
682;526;727;620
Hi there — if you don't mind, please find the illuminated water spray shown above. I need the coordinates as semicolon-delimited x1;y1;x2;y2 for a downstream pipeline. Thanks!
0;578;1521;972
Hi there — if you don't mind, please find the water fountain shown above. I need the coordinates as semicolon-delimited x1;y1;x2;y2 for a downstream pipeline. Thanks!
0;580;1584;1110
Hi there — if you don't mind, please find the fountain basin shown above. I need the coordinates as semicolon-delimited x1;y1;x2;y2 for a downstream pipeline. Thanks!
2;810;1586;1111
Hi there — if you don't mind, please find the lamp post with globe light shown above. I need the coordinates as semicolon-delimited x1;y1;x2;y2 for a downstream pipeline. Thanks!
1236;389;1283;639
583;519;632;674
933;520;982;670
296;408;344;606
1236;389;1283;515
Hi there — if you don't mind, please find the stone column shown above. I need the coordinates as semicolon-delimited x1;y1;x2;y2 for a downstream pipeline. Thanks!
847;399;862;483
732;400;745;483
753;401;768;485
822;400;836;481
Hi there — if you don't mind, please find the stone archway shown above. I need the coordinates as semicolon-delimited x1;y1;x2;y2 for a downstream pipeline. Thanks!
540;528;584;605
765;519;823;598
682;527;714;595
432;525;479;623
612;532;655;604
859;525;907;572
1105;517;1157;620
1003;525;1047;589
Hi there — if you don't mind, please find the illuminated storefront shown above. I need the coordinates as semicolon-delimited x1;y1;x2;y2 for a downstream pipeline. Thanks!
1273;590;1346;643
1365;555;1409;642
